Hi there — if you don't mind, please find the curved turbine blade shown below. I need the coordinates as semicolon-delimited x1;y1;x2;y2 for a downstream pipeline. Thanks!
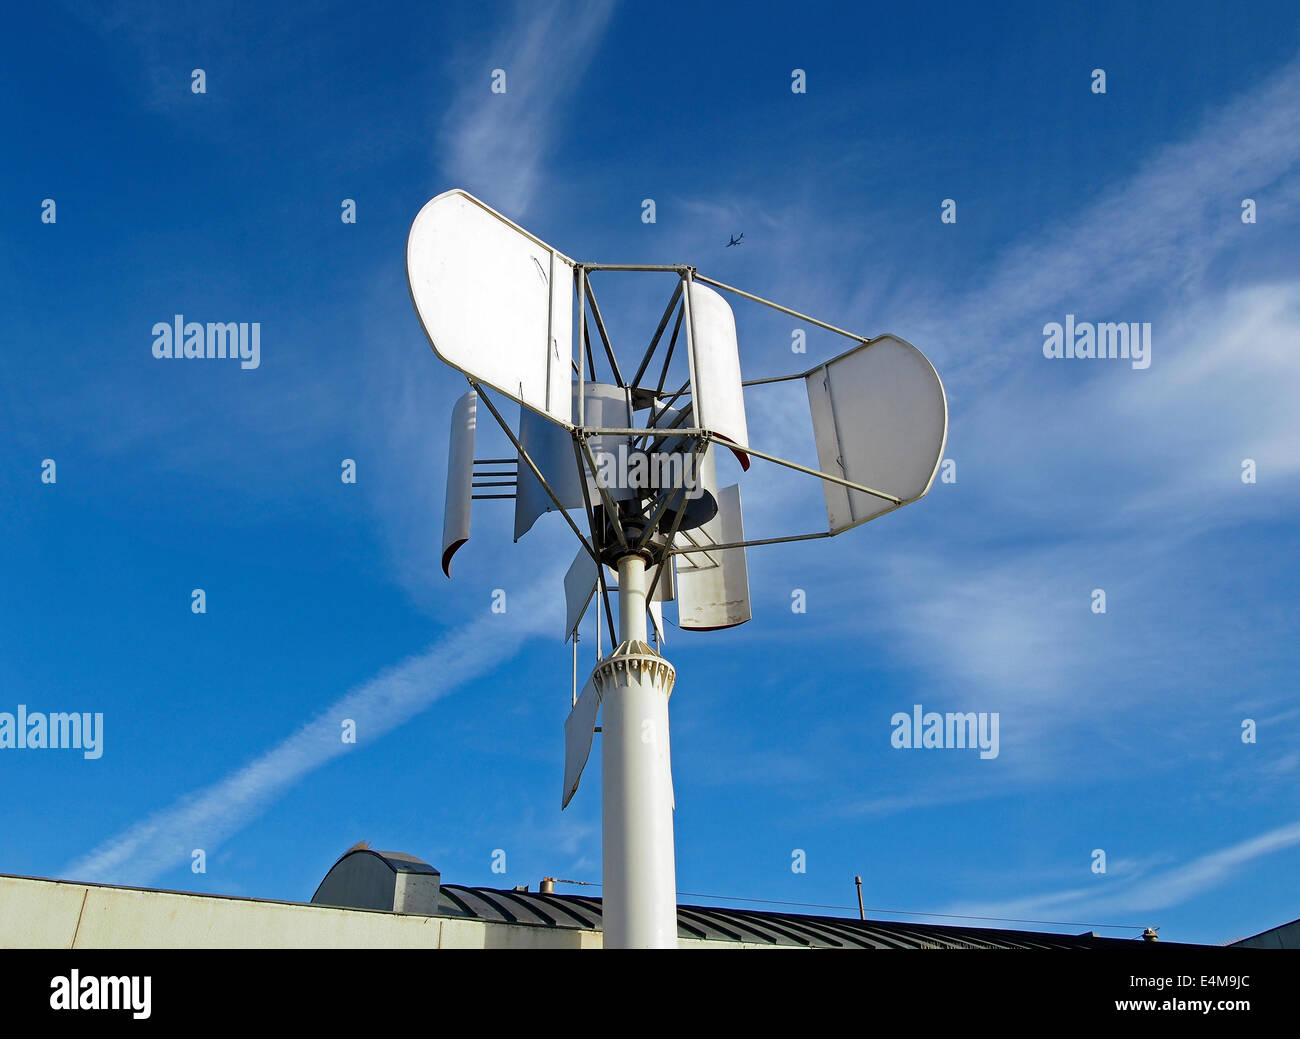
441;389;477;577
675;447;751;630
804;334;948;534
408;189;574;426
562;672;601;809
686;282;750;469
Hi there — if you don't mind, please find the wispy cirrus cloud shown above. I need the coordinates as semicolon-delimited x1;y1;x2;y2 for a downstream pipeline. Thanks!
674;52;1300;858
898;53;1300;389
940;819;1300;926
438;0;616;218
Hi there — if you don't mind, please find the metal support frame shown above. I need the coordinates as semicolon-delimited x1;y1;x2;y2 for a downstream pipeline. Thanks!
680;270;703;432
672;525;720;569
584;277;625;387
582;320;598;383
576;267;587;426
693;272;870;343
427;250;945;952
741;372;806;387
642;439;706;609
635;436;706;554
647;383;691;438
740;442;902;506
583;264;690;273
654;305;684;397
578;433;630;553
470;381;600;563
576;428;903;509
630;281;683;389
666;529;834;556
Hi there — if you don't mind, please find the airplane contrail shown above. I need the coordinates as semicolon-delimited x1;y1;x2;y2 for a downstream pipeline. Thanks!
63;579;561;886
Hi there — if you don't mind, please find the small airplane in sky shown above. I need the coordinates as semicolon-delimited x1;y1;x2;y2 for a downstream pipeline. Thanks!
726;233;744;247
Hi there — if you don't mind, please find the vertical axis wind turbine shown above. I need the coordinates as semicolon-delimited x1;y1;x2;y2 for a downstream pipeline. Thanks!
407;190;948;949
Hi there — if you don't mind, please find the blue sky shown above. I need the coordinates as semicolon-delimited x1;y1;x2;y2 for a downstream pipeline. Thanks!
2;0;1298;946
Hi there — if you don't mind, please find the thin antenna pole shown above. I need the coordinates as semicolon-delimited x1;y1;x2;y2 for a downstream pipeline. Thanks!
572;634;579;708
596;559;618;651
855;876;865;921
569;435;620;651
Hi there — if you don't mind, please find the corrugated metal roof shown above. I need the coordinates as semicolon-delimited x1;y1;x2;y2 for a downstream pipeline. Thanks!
435;886;1163;948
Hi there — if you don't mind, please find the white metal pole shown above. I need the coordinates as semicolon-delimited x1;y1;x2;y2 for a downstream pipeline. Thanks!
600;553;678;948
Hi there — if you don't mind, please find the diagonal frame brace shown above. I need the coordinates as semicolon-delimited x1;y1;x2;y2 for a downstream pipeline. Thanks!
470;380;600;564
583;276;625;387
570;434;619;651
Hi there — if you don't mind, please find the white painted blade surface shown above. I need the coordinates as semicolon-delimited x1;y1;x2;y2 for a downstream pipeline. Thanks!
687;281;749;469
579;382;636;505
804;334;948;534
515;398;585;541
408;189;573;426
516;381;635;540
649;600;666;646
675;482;751;630
441;389;476;577
564;547;598;643
562;673;601;809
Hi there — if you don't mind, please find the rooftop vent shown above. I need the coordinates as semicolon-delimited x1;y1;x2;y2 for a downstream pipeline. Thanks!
311;846;441;916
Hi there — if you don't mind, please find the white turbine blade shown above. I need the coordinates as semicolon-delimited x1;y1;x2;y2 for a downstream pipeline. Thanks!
672;444;722;572
564;547;598;643
407;190;573;426
516;380;635;540
649;600;666;646
649;560;675;602
515;398;586;541
441;389;476;577
580;382;636;505
675;482;751;630
804;334;948;534
686;281;749;470
646;402;690;456
562;672;601;809
638;402;719;533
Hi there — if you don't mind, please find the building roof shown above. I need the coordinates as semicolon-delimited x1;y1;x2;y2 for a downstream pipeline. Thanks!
1230;916;1300;949
303;847;1210;949
2;863;1215;949
436;885;1168;949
